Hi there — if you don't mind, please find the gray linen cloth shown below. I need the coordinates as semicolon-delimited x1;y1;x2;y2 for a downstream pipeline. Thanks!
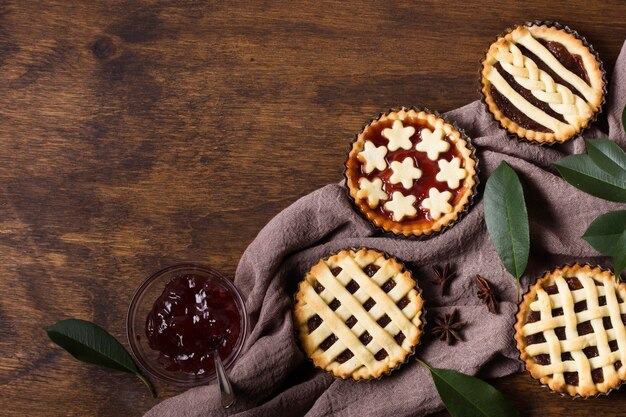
146;41;626;417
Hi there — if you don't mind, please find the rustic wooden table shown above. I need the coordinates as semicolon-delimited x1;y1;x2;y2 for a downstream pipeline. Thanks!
1;1;626;416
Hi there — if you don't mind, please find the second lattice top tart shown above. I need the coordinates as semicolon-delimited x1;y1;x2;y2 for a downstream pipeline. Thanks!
481;23;605;143
293;248;424;380
515;264;626;397
345;108;477;237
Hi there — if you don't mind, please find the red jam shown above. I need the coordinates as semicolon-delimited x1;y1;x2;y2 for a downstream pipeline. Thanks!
352;116;467;224
538;40;589;84
146;274;241;375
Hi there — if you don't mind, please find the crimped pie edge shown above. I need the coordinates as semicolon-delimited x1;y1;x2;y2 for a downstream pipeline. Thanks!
514;263;626;397
344;107;478;238
480;22;606;144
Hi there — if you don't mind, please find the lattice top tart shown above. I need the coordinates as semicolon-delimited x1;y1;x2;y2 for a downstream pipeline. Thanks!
293;248;424;380
345;108;477;237
515;264;626;397
481;23;605;143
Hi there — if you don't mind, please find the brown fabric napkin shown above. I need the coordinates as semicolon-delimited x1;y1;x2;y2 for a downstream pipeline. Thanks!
146;41;626;417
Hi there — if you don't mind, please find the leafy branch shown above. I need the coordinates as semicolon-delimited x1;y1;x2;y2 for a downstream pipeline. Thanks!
553;105;626;275
553;139;626;202
582;211;626;275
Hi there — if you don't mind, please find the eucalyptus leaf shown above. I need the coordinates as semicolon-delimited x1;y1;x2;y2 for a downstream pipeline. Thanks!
46;319;155;396
429;367;519;417
582;210;626;275
554;155;626;202
484;161;529;283
585;139;626;181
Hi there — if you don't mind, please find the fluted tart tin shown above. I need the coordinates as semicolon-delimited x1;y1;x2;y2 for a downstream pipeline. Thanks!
514;263;626;398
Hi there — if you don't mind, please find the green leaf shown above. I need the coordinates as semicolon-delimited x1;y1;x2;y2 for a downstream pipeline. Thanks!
585;139;626;181
582;210;626;275
554;155;626;202
615;243;626;277
46;319;155;396
484;161;530;282
429;367;519;417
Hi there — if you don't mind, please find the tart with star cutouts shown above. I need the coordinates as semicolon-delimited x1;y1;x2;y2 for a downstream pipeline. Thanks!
345;108;478;237
481;22;606;143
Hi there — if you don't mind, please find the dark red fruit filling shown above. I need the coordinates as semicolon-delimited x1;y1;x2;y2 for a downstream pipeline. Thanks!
146;274;241;375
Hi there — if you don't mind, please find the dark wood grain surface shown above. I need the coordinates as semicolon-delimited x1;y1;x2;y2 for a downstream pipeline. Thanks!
1;1;626;416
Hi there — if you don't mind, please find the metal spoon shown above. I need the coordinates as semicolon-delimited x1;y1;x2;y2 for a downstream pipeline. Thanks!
214;340;235;408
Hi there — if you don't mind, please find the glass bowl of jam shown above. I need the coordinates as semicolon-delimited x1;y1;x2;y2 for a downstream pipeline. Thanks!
126;264;247;386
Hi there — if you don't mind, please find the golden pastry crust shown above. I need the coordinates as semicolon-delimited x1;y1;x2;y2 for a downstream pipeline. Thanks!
515;264;626;397
481;24;605;144
293;248;424;380
345;108;477;237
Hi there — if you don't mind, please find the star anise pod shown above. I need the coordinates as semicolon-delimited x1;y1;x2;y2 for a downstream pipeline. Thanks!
431;263;456;296
475;274;499;314
431;309;466;345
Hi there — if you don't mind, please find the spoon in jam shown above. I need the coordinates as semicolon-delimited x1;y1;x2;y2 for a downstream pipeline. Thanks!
214;336;235;408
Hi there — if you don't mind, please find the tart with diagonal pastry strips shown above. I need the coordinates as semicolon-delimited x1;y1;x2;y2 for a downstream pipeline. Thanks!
293;248;424;380
481;23;605;143
345;108;477;237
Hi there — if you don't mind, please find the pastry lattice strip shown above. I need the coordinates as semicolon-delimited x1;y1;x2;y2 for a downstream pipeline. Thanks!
522;272;626;390
297;251;421;378
486;29;594;135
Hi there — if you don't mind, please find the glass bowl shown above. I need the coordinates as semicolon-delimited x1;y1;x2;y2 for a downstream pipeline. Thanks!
126;264;248;387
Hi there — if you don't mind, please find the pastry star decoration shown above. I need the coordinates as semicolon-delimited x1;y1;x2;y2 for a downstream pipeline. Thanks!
358;141;388;173
390;157;422;189
436;157;467;189
384;191;417;222
382;120;415;151
421;188;453;220
357;177;388;209
415;128;450;161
